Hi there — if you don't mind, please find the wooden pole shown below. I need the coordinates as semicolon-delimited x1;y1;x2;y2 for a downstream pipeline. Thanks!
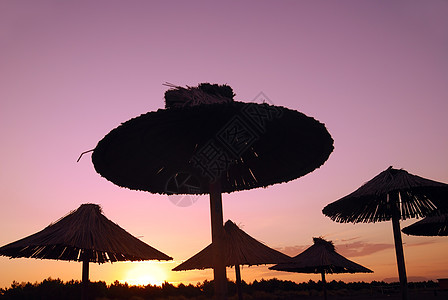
81;253;90;300
235;264;243;300
390;192;408;300
321;271;327;300
210;181;227;300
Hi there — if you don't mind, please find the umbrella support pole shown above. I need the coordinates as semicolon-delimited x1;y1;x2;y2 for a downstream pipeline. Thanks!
235;264;243;300
81;255;89;300
391;193;408;300
210;181;227;300
321;271;327;300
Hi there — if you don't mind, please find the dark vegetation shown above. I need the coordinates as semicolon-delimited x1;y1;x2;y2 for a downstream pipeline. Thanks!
0;278;441;300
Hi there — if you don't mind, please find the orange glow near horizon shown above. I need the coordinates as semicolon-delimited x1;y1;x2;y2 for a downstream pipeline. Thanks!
0;236;447;290
120;262;169;286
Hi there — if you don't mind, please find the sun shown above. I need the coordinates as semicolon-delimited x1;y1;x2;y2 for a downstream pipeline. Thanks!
122;262;169;286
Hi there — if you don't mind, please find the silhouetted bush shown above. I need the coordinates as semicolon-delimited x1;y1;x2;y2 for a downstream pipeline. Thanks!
0;277;440;300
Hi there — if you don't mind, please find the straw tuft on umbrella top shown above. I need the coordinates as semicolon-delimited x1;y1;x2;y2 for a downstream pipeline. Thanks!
0;203;172;263
164;83;235;108
312;237;335;251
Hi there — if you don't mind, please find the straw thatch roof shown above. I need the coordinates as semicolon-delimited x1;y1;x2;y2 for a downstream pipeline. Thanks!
402;212;448;236
322;166;448;223
0;204;172;263
173;220;291;271
92;83;333;195
269;237;373;274
164;83;235;108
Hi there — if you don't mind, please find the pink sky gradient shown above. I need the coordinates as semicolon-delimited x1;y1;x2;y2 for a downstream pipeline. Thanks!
1;1;447;288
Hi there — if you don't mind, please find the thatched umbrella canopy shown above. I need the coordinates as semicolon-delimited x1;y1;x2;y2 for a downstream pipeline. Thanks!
172;220;291;268
270;237;372;300
402;212;448;236
269;237;372;274
91;83;334;299
0;203;172;300
322;166;448;300
92;83;334;195
173;220;291;300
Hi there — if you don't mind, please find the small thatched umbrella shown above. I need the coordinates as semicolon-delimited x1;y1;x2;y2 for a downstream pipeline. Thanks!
402;212;448;236
173;220;291;300
270;237;373;300
0;204;172;300
322;166;448;300
91;83;334;299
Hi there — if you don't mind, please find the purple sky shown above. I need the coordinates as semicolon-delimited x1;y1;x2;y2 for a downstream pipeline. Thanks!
1;1;447;287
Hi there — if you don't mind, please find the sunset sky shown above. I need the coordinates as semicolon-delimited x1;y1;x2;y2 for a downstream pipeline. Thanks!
1;1;447;288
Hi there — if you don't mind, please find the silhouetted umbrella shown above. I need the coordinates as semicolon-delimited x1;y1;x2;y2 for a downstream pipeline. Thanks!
402;212;448;236
322;166;448;300
270;237;372;300
0;204;172;300
173;220;291;300
91;83;334;299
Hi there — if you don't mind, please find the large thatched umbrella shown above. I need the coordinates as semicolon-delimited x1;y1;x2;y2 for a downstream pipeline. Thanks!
322;166;448;300
91;83;334;299
173;220;291;300
0;203;172;300
402;212;448;236
270;237;372;300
